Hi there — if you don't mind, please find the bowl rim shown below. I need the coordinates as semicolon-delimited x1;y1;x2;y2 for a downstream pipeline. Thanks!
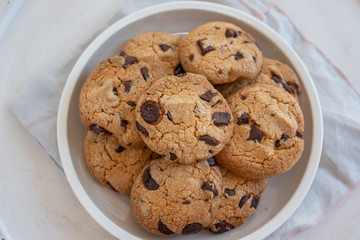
57;1;323;239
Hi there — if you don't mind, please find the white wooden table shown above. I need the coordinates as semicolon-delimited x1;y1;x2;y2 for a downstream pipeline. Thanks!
0;0;359;239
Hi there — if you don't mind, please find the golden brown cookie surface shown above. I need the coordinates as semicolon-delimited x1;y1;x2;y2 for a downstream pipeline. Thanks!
215;58;301;99
130;157;222;236
179;21;263;84
216;83;304;179
121;32;183;75
135;73;234;164
83;129;152;194
79;54;167;147
207;166;267;234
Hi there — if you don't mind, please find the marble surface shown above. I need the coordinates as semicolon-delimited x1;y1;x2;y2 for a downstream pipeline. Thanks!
0;0;359;239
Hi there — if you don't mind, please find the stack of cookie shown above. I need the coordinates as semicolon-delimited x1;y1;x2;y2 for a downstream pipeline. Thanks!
78;21;304;236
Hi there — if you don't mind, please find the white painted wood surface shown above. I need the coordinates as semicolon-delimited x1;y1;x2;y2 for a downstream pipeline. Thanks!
0;0;359;239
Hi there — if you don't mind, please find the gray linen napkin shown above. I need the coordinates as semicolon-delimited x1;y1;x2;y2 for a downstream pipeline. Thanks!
9;0;360;239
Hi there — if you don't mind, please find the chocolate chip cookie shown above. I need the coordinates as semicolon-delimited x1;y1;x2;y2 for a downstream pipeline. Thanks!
130;157;222;236
207;166;267;234
135;73;234;164
216;83;304;179
215;58;301;98
79;54;167;147
179;21;263;84
121;32;183;76
83;129;153;194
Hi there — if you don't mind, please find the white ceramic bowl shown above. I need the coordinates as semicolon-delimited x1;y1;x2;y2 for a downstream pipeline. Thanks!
57;1;323;239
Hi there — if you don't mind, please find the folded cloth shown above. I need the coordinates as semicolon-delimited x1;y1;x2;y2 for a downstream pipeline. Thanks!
9;0;360;239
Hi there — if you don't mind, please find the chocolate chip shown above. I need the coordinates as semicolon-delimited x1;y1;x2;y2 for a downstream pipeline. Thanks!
158;220;174;235
251;196;260;209
212;112;231;127
182;200;191;204
209;221;234;234
209;149;213;153
119;51;137;68
107;182;118;192
218;69;223;74
254;42;262;51
275;139;281;148
225;29;238;38
252;56;256;62
238;31;242;36
141;101;161;124
206;157;217;167
174;64;185;76
141;67;149;81
282;82;296;95
275;133;290;148
112;87;118;96
123;82;132;93
142;166;159;190
159;43;172;52
199;135;219;146
243;40;251;44
281;133;289;141
167;111;173;122
122;54;137;67
240;95;246;100
224;188;235;197
199;90;218;102
198;38;215;55
296;132;303;138
121;120;128;131
239;195;250;208
271;75;295;95
235;52;244;60
202;182;219;197
136;121;149;137
170;153;177;161
115;145;125;153
237;113;249;125
247;124;264;142
182;223;203;235
189;54;194;61
271;74;282;84
89;124;111;135
126;101;136;107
